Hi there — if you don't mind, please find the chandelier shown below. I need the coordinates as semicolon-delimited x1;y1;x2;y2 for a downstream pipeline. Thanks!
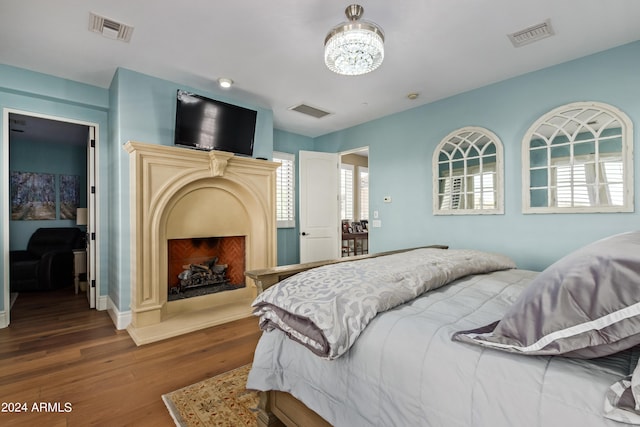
324;4;385;76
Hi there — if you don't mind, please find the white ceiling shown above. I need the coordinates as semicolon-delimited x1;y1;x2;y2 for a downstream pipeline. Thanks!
2;1;640;138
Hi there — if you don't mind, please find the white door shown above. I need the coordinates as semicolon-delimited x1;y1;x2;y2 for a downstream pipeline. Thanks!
299;150;340;263
86;126;97;308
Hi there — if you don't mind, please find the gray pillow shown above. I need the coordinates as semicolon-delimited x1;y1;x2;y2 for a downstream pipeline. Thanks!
453;231;640;358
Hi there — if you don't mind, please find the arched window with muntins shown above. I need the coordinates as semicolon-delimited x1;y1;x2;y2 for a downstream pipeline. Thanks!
433;126;504;215
522;102;633;213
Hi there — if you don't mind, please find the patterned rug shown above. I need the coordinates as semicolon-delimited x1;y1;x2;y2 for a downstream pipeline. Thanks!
162;364;259;427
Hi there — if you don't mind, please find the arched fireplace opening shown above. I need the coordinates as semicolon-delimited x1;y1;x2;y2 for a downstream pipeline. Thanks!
168;236;246;300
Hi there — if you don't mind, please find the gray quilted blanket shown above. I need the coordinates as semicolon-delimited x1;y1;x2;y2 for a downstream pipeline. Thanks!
251;247;515;359
248;268;637;426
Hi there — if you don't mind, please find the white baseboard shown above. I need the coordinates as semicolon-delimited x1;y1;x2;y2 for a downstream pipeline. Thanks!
107;296;131;330
0;292;18;328
97;294;108;311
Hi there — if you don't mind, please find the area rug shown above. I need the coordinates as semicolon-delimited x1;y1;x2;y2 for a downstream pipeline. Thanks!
162;364;259;427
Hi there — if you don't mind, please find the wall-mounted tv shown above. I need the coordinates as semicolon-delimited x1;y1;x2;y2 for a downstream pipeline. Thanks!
174;89;257;156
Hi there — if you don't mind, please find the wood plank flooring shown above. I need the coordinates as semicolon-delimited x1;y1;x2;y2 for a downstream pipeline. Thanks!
0;287;262;426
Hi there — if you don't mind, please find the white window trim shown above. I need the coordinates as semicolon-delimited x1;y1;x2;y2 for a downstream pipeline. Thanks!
522;101;634;214
273;151;296;228
432;126;504;215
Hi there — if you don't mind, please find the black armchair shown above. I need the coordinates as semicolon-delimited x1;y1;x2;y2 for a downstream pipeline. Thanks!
10;227;84;292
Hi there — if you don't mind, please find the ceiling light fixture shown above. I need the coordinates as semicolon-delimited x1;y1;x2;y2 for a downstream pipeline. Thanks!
218;78;233;89
324;4;385;76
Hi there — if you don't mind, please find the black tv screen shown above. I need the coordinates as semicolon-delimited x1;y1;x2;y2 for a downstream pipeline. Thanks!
174;90;257;156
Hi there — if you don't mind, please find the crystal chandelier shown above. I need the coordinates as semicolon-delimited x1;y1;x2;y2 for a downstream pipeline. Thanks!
324;4;385;76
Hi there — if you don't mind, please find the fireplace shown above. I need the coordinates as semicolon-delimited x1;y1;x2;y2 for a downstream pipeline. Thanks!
168;236;246;300
124;142;279;345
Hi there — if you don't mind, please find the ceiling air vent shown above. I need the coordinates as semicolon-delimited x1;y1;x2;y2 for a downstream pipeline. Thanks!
289;104;332;119
508;19;554;48
89;12;134;42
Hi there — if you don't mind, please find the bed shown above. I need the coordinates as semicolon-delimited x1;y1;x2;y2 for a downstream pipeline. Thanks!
245;233;640;427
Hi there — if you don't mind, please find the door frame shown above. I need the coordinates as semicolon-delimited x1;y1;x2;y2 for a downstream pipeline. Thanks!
339;146;370;253
2;108;100;326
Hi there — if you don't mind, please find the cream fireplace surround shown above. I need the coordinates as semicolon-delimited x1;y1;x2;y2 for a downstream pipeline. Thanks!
124;141;279;345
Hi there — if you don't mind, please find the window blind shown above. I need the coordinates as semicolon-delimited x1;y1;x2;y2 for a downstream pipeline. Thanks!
341;164;354;220
359;167;369;220
273;152;295;228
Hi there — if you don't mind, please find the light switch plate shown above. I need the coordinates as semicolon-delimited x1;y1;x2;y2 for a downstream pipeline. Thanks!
372;219;382;228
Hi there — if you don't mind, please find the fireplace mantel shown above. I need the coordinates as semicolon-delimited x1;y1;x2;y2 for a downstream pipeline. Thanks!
124;141;279;344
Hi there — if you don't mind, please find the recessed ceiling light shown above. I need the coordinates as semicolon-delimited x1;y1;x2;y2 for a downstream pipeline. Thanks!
407;93;419;100
218;78;233;89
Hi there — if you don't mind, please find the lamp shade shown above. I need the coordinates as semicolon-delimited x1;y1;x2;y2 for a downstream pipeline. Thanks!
76;208;88;226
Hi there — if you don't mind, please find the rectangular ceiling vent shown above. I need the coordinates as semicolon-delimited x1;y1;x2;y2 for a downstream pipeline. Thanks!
289;104;332;119
508;19;554;48
89;12;134;43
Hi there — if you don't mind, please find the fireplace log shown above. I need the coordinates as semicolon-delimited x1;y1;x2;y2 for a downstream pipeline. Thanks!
177;257;230;292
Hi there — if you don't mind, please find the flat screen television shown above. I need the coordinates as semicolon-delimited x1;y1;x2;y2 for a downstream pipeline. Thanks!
174;89;257;156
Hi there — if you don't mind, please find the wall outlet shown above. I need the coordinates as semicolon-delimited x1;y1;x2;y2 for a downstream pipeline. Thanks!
383;196;392;203
372;219;382;228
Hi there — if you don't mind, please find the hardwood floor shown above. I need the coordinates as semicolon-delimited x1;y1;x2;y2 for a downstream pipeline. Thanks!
0;287;262;426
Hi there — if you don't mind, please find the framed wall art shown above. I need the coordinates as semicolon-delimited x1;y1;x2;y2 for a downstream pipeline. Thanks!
60;174;80;220
10;171;56;220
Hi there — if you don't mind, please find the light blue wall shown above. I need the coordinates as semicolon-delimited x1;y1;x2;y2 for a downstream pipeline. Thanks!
113;68;273;155
313;40;640;271
109;68;275;311
2;39;640;316
9;138;87;250
273;129;314;265
0;64;109;313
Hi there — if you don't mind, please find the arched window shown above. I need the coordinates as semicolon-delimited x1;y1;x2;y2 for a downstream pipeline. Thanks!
433;127;504;215
522;102;633;213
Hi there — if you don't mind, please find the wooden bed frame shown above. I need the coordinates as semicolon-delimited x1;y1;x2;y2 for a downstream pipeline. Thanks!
245;245;448;427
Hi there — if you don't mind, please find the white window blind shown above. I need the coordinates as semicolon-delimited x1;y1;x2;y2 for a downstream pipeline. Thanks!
440;175;463;209
553;163;591;207
359;167;369;220
551;156;623;208
441;168;495;210
273;152;295;228
603;160;624;206
341;164;354;220
472;172;496;209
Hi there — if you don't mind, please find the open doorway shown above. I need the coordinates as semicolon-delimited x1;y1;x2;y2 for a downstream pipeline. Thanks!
340;147;369;257
4;111;97;326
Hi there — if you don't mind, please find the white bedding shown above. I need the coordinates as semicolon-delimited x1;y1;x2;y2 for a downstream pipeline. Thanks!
247;269;638;427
